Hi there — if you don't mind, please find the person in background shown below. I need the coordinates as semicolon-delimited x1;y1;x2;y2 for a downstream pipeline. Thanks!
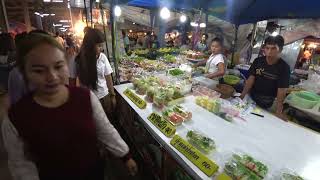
2;32;137;180
76;28;116;119
239;33;255;64
66;45;77;87
240;35;290;120
195;33;209;52
143;32;152;49
151;34;160;49
7;32;28;105
122;31;130;54
194;37;226;79
0;33;15;64
55;32;64;47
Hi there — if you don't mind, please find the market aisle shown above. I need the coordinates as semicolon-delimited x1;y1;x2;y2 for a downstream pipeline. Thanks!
0;93;12;180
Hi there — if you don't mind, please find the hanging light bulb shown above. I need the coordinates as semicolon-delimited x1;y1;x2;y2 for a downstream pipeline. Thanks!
200;23;206;28
114;5;122;17
180;15;187;23
160;7;170;20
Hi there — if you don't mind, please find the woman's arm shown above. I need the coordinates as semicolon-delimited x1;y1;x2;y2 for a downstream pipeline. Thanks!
105;75;115;96
205;62;225;79
2;115;40;180
90;91;129;157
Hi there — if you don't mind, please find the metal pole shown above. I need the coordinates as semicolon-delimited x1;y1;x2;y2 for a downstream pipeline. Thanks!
90;0;93;27
83;0;88;26
0;0;9;32
231;25;239;67
68;1;74;31
110;0;120;84
205;12;208;34
99;3;110;60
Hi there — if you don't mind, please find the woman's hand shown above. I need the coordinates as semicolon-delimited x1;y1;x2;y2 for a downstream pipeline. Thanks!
126;158;138;176
109;94;117;110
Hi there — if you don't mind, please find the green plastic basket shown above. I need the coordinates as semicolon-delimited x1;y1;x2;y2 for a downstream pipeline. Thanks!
223;75;240;86
289;91;320;109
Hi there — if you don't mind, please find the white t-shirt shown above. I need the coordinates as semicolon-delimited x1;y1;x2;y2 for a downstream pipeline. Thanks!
68;56;77;79
94;53;113;99
205;54;225;74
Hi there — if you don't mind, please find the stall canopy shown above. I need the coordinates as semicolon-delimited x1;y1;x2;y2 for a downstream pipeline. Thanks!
122;0;320;25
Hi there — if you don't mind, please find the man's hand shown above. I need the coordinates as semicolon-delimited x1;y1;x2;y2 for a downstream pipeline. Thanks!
126;158;138;176
275;111;288;122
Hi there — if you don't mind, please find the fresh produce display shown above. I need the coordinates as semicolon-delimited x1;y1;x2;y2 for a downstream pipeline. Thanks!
185;51;207;60
168;68;185;76
153;86;184;108
192;85;221;98
163;105;192;125
225;154;268;179
133;49;150;56
196;96;221;113
163;54;177;63
146;86;156;102
186;130;216;154
158;47;180;55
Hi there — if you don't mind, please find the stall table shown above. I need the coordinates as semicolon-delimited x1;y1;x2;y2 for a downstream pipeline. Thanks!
115;83;320;180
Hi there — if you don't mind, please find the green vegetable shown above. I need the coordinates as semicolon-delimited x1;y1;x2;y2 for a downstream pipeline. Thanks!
281;173;304;180
169;69;184;76
163;54;176;63
186;130;215;154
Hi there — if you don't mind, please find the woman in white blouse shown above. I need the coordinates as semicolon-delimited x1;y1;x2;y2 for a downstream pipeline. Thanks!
194;37;226;79
75;28;116;119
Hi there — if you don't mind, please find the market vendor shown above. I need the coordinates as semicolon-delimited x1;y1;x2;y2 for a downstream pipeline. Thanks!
240;35;290;120
195;33;209;52
194;37;226;79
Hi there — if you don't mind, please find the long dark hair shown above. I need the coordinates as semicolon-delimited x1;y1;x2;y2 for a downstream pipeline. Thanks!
77;28;104;90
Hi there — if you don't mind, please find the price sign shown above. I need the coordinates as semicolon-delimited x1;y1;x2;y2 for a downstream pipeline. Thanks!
170;135;219;177
124;89;146;109
147;113;176;137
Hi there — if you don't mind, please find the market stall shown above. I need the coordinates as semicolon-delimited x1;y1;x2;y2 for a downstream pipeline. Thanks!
114;81;320;180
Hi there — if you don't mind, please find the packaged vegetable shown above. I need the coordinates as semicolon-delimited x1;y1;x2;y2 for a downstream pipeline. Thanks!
232;154;268;179
224;158;262;180
162;108;184;125
146;87;156;102
186;130;215;154
172;105;192;120
280;173;304;180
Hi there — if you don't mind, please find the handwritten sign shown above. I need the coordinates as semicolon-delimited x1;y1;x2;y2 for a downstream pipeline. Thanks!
170;135;219;177
147;113;176;137
124;89;146;109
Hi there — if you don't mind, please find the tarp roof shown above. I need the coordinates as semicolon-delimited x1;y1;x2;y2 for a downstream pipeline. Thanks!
121;0;320;25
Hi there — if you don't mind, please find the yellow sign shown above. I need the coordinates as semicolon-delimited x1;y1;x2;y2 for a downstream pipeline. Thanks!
170;135;219;177
124;89;146;109
216;173;232;180
147;113;176;137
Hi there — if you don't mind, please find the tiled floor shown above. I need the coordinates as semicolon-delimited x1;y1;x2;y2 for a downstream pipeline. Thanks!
0;93;12;180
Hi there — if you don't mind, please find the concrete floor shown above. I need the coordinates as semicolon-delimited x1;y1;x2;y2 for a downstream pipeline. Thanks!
0;93;12;180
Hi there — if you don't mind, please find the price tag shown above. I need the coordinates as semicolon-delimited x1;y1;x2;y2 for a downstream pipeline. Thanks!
124;88;146;109
170;135;219;177
147;113;176;137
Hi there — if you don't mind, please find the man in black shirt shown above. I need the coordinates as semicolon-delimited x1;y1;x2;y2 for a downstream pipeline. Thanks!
240;35;290;120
